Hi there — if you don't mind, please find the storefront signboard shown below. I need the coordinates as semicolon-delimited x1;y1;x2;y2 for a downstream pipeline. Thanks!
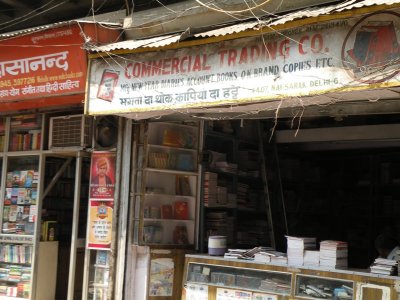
0;25;86;103
87;11;400;114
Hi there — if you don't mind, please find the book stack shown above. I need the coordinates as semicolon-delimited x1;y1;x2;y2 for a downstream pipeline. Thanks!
203;172;217;207
206;211;229;241
0;244;32;264
214;161;237;174
223;249;248;259
216;186;227;205
396;249;400;276
370;258;397;275
254;250;287;263
304;250;320;267
270;253;288;265
237;183;249;209
224;247;274;260
319;240;348;268
259;278;291;294
286;236;317;266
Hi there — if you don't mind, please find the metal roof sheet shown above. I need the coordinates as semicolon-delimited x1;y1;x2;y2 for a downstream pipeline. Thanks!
0;21;74;39
195;0;400;38
87;0;400;52
0;10;125;40
90;33;182;52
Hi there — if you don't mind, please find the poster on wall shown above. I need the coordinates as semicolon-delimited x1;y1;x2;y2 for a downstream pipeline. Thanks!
89;151;116;199
216;288;252;300
87;200;113;249
87;151;116;249
252;293;277;300
148;258;175;296
185;284;208;300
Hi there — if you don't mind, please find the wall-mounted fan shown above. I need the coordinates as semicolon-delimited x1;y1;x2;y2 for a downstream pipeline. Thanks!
94;116;118;149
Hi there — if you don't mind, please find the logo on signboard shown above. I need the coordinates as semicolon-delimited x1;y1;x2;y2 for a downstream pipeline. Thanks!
342;11;400;84
97;69;120;102
97;203;108;219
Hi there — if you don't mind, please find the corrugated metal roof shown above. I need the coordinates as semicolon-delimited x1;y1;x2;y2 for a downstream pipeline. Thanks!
90;33;182;52
0;21;73;39
87;0;400;52
0;11;125;40
195;0;400;38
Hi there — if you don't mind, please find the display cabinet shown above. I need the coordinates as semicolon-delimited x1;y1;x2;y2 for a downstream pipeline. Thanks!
295;274;353;299
136;121;200;247
86;250;111;300
182;255;400;300
0;112;87;300
186;262;291;295
0;113;48;300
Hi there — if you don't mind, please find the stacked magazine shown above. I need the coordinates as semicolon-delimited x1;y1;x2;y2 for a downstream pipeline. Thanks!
370;258;397;275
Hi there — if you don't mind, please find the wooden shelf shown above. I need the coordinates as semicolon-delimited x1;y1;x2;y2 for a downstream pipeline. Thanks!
148;144;197;152
138;121;200;248
145;168;198;176
143;218;194;222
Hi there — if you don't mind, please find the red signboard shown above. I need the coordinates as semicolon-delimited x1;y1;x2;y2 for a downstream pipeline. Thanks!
0;24;87;106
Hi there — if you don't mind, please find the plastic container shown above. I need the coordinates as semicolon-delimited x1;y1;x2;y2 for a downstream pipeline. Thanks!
208;235;227;256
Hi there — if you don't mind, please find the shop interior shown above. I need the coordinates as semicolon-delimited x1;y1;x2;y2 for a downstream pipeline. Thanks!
202;114;400;270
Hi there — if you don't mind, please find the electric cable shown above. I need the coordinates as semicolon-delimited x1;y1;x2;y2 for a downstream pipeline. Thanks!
194;0;272;14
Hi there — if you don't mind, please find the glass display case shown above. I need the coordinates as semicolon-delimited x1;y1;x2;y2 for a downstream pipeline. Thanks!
183;255;400;300
186;262;292;295
295;275;353;299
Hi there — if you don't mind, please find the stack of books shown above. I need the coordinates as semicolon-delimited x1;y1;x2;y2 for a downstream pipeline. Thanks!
304;250;320;267
214;161;237;174
286;236;317;266
203;172;217;207
237;183;249;209
319;240;348;268
205;211;228;241
370;258;397;275
259;278;291;294
396;249;400;276
254;250;287;263
270;254;288;265
224;247;274;260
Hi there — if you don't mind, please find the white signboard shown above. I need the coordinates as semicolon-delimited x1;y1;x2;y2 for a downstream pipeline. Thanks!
87;11;400;114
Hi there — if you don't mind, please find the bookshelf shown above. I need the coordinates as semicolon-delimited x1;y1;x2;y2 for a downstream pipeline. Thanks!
201;120;269;251
264;145;400;268
135;122;200;247
9;115;42;152
87;250;111;300
0;118;5;152
0;112;88;300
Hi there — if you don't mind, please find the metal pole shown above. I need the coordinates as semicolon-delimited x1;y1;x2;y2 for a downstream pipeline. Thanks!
115;118;133;299
67;152;83;300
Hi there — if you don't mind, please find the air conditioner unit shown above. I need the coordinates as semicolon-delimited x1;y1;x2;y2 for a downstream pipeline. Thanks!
49;115;93;150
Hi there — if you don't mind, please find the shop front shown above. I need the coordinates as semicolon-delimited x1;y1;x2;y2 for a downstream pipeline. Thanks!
86;1;400;299
0;22;120;300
